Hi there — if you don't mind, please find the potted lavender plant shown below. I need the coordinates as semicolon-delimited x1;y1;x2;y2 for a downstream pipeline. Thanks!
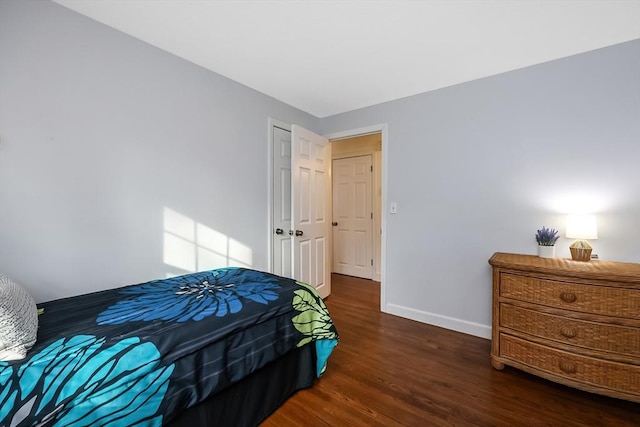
535;226;559;258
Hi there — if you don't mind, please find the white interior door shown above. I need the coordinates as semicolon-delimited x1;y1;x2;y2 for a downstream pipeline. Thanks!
291;125;331;298
332;155;373;279
272;126;292;278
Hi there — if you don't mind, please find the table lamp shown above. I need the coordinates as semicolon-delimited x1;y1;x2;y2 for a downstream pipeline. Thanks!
565;214;598;261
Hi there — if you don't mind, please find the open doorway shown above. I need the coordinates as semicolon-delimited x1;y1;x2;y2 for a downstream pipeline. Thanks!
330;133;382;282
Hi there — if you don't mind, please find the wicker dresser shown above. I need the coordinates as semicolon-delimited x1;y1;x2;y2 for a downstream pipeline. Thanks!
489;252;640;402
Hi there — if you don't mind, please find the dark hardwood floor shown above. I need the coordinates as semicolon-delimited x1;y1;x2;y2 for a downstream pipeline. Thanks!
262;274;639;426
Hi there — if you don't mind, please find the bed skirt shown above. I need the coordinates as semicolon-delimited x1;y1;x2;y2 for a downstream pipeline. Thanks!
165;344;316;427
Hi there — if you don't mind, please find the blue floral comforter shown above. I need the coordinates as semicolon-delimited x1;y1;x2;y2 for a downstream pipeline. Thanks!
0;268;338;426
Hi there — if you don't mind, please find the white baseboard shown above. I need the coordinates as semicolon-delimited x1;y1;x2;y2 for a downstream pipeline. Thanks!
384;303;492;339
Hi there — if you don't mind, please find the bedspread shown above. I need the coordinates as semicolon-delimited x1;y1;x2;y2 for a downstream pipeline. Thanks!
0;268;338;426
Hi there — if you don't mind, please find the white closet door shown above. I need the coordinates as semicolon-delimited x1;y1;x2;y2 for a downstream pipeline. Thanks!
291;125;331;298
272;126;292;278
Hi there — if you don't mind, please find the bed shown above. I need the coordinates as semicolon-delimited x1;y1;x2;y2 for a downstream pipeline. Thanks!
0;268;338;426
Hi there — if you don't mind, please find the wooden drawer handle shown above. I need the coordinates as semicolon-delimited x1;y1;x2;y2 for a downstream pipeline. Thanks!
559;361;577;374
560;327;577;338
560;292;577;303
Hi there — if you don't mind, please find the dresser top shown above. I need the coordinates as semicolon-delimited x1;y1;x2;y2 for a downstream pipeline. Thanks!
489;252;640;284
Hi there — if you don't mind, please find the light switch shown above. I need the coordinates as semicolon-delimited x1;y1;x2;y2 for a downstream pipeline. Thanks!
390;202;398;214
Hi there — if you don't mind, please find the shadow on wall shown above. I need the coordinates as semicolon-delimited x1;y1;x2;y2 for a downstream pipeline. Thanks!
163;207;253;277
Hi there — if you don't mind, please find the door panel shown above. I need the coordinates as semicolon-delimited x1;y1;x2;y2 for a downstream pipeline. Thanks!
354;230;368;267
315;236;326;287
278;238;291;278
299;239;311;284
299;167;311;224
315;170;326;221
292;125;331;298
332;155;373;279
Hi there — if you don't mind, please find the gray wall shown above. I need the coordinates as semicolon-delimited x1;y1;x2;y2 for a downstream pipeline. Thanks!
322;40;640;337
1;1;638;339
0;0;318;302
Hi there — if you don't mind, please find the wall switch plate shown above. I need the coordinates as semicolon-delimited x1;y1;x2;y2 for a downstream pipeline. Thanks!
390;202;398;214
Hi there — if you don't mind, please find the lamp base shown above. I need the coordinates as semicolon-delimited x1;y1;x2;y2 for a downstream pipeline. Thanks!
570;247;592;262
569;239;593;262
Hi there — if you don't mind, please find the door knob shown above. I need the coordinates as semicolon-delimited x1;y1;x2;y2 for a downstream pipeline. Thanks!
275;228;284;235
332;222;338;226
295;230;303;236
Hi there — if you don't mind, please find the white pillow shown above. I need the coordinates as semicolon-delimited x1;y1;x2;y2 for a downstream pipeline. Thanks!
0;273;38;361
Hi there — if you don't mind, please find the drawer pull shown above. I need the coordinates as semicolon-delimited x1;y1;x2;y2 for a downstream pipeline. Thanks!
560;327;577;338
559;361;577;374
559;292;577;303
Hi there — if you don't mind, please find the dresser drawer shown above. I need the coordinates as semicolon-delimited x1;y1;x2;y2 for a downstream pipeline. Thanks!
500;334;640;396
500;273;640;319
500;304;640;357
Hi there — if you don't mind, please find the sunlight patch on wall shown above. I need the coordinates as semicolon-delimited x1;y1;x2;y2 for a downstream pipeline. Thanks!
163;207;252;275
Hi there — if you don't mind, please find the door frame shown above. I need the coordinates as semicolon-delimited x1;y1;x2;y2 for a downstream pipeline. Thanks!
325;124;388;311
268;120;388;311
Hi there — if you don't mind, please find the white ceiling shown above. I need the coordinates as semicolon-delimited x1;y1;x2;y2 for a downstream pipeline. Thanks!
53;0;640;118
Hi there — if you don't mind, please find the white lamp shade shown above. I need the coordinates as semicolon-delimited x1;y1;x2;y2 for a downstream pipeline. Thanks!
566;215;598;239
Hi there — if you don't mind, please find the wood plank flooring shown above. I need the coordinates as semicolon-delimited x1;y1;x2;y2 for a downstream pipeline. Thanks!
262;274;639;426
